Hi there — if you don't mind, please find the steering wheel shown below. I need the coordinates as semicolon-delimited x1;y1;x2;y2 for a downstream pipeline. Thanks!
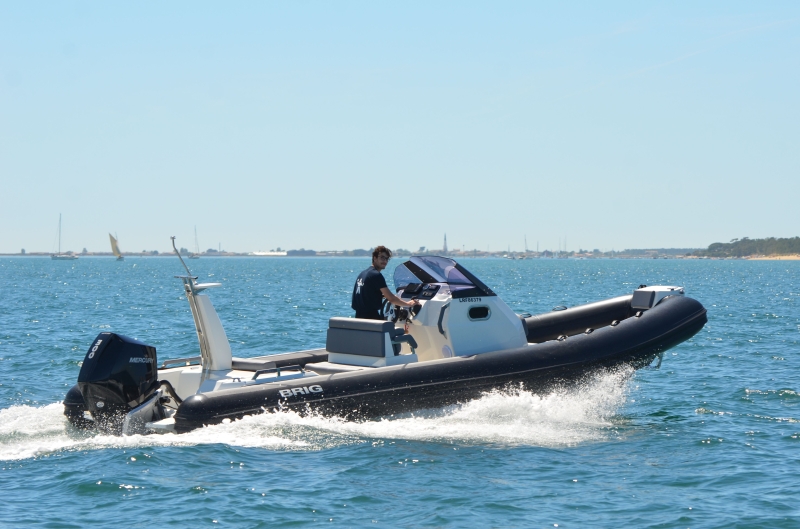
381;299;397;322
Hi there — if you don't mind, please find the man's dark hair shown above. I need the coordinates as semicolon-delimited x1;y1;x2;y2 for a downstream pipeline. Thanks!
372;246;392;259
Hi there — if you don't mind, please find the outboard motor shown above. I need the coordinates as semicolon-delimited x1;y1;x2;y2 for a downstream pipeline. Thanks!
73;332;160;433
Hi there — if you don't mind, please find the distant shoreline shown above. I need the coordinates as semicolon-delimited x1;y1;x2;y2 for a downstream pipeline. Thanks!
3;253;800;260
746;254;800;260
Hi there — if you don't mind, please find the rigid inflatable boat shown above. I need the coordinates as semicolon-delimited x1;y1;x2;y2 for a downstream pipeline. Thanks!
63;240;708;434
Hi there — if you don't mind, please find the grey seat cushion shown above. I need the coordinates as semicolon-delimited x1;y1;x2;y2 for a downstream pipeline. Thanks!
328;317;394;333
326;327;387;357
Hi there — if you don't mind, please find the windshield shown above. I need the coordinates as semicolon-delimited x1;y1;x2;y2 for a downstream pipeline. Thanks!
392;256;495;297
392;264;422;291
412;256;472;284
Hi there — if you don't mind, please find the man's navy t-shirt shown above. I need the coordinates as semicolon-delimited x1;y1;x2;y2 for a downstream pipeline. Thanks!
351;266;387;319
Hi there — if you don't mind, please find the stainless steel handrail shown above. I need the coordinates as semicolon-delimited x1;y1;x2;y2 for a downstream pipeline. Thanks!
161;356;202;368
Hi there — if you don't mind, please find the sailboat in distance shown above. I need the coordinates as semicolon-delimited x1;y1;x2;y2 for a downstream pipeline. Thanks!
109;233;124;261
189;226;200;259
51;214;78;260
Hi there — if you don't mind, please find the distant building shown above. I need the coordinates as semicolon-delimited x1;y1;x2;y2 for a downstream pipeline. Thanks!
443;234;448;253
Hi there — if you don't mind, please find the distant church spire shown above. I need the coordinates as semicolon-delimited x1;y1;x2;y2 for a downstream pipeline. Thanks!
443;233;448;253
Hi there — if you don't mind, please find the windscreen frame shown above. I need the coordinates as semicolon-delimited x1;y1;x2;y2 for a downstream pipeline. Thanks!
393;256;496;297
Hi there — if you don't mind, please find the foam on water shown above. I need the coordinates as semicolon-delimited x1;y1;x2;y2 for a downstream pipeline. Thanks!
318;367;635;448
0;368;633;461
0;403;310;461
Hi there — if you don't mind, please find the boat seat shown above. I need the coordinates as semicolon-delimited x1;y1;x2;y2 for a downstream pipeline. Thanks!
325;317;419;367
326;317;404;357
301;361;368;375
230;349;329;371
232;358;277;371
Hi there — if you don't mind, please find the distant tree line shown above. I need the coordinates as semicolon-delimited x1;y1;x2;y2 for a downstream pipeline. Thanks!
694;237;800;257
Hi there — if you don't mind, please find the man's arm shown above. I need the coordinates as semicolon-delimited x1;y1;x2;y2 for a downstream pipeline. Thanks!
380;287;419;307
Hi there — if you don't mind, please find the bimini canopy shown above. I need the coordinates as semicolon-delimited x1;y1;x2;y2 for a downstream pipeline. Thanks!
393;256;496;298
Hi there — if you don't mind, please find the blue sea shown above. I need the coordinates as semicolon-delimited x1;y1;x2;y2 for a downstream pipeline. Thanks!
1;257;798;528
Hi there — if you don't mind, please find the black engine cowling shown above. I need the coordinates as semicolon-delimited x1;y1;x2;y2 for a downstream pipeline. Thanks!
68;332;159;431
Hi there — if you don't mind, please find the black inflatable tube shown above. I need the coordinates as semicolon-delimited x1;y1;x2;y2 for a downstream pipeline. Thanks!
173;295;707;432
522;295;635;343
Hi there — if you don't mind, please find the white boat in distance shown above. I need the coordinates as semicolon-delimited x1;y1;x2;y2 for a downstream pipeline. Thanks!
250;250;288;256
52;214;78;260
189;226;200;259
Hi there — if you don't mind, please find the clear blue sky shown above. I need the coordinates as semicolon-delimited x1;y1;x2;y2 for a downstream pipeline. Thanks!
1;2;798;254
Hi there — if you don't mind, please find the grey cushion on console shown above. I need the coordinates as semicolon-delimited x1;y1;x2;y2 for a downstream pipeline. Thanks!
326;318;405;357
327;328;385;357
328;317;395;333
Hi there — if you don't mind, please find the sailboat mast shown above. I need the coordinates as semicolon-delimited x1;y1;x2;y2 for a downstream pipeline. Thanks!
58;214;62;254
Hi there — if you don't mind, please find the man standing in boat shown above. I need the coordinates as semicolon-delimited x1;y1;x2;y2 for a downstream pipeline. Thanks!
352;246;418;320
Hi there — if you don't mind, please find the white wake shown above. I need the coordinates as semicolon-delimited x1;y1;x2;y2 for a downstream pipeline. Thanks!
0;368;634;461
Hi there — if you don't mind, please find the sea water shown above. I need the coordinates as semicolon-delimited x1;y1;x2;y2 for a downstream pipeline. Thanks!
0;257;798;528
